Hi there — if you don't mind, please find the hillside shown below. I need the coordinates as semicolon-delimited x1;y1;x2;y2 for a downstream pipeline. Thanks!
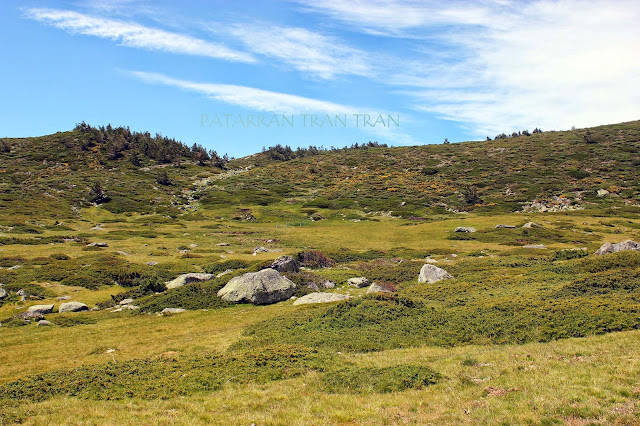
1;120;640;424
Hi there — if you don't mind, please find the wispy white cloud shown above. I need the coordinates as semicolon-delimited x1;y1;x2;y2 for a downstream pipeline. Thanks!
218;23;373;79
127;70;358;114
24;8;255;63
294;0;508;36
299;0;640;136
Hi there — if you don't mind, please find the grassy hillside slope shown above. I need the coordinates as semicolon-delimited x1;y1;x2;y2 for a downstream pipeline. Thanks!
0;120;639;424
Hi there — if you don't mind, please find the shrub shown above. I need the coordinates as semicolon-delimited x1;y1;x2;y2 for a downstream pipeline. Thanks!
321;365;440;394
297;250;335;268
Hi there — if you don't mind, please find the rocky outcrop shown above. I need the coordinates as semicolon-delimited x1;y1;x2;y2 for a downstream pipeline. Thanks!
418;265;453;284
165;273;215;290
270;255;301;273
595;240;640;255
292;292;350;305
347;277;370;288
218;268;296;305
59;302;89;313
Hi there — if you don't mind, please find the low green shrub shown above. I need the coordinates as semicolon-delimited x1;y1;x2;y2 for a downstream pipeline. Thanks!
321;364;440;394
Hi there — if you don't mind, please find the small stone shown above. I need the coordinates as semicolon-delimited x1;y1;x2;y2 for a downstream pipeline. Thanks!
119;298;134;305
347;277;370;288
161;308;186;315
37;320;52;326
293;292;351;305
454;227;476;233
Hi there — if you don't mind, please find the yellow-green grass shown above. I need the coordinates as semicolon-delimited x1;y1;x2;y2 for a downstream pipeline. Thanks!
4;329;640;425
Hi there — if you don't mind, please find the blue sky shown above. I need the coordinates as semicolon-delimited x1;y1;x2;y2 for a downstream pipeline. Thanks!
1;0;639;157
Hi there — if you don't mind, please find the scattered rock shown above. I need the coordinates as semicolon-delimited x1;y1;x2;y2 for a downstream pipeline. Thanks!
597;189;610;197
321;280;336;289
117;251;129;256
293;292;351;305
161;308;187;315
7;265;23;270
27;304;54;315
348;277;370;288
122;305;139;310
216;243;230;246
59;302;89;313
15;311;44;321
111;308;123;313
57;296;71;301
87;242;108;247
367;282;396;293
146;261;158;266
254;246;272;253
418;264;453;284
495;224;516;229
270;255;301;273
165;273;215;290
522;222;542;228
189;244;198;248
0;288;6;299
218;268;296;305
454;227;476;233
425;258;438;264
522;244;547;249
37;320;52;326
119;298;134;305
595;240;640;255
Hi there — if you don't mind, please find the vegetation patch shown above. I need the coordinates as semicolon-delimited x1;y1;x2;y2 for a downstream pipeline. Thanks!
320;364;440;394
0;345;331;405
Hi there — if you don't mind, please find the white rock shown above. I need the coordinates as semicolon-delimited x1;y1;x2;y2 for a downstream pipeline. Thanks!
293;292;350;305
418;265;453;284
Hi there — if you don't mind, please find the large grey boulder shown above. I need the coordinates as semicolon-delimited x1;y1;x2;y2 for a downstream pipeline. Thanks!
27;304;54;315
59;302;89;313
454;227;476;233
348;277;370;288
166;273;215;290
293;292;350;305
218;268;296;305
0;288;6;299
418;264;453;284
270;255;301;273
595;240;640;255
